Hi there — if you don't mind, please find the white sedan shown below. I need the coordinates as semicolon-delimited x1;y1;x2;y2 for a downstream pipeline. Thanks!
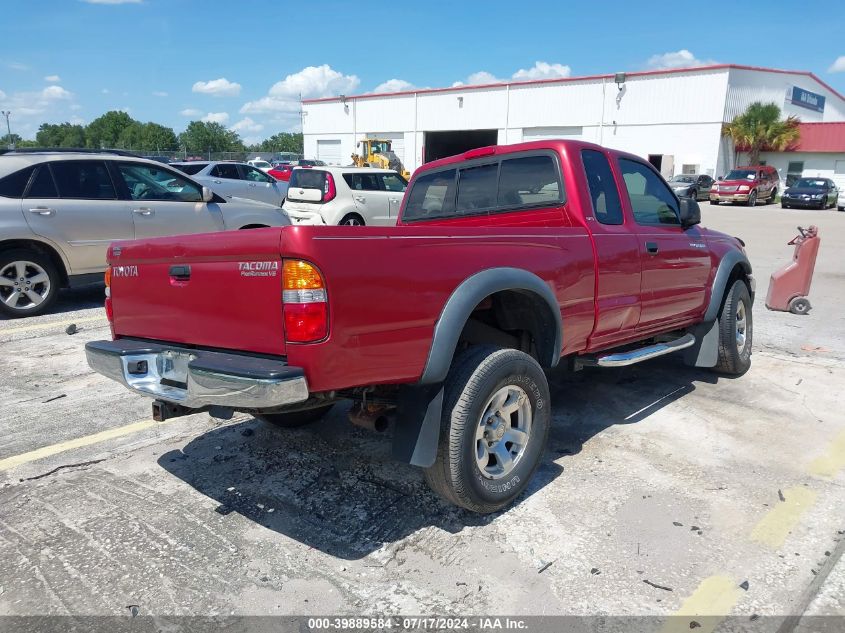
171;161;288;206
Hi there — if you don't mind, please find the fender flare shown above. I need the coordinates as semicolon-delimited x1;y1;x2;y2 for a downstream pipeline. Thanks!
418;267;563;385
703;251;753;323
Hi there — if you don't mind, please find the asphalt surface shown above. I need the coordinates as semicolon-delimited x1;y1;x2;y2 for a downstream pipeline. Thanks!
0;203;843;627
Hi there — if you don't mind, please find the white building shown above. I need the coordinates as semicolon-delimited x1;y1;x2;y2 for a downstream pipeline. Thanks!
302;64;845;182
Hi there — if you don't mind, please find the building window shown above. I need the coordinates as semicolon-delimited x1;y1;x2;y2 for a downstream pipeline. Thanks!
681;164;699;175
787;161;804;187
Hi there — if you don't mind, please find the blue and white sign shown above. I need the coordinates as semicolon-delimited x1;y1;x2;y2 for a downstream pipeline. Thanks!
789;86;825;113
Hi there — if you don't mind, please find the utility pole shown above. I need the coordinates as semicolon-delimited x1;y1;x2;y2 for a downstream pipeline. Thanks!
1;111;12;149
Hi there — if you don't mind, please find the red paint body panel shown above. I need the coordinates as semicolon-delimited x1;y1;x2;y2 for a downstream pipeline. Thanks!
108;139;748;395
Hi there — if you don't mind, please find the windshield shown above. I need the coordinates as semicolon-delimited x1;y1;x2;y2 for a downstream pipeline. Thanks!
669;175;695;183
251;161;271;169
793;178;827;188
172;163;207;175
725;169;756;181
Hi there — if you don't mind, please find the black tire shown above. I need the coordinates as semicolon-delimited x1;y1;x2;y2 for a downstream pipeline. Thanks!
713;279;753;375
711;199;719;206
338;213;365;226
257;403;335;428
788;297;811;315
782;203;789;209
0;249;61;318
838;206;844;212
746;191;757;207
768;188;777;204
424;345;551;513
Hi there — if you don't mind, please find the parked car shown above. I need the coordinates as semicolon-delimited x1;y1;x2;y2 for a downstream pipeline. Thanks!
283;167;407;225
710;165;779;206
0;150;290;317
86;139;754;513
781;177;839;209
839;188;845;211
667;174;714;201
246;159;273;172
268;159;329;183
170;161;288;206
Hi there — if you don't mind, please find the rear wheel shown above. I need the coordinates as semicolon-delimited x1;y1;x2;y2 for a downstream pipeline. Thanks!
788;297;811;315
713;279;753;375
424;345;551;513
339;213;365;226
257;404;335;428
0;249;61;318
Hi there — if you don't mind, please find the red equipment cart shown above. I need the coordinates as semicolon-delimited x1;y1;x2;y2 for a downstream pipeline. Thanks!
765;225;821;315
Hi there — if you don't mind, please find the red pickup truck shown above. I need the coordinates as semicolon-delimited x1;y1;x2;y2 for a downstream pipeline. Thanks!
87;140;754;513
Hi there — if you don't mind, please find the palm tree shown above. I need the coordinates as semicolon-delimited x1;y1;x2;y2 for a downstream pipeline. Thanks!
722;102;800;166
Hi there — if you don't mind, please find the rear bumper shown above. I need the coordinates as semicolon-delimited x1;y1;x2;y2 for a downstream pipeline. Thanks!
85;339;309;410
283;208;327;225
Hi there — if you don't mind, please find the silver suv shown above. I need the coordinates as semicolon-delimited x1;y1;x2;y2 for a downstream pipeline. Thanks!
0;150;291;318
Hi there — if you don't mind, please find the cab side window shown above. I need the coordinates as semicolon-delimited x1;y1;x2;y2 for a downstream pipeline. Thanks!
26;166;59;198
582;150;623;225
51;161;117;200
403;169;456;220
241;165;275;183
618;158;680;226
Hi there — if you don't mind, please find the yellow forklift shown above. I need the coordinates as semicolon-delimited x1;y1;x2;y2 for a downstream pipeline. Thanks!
351;139;411;179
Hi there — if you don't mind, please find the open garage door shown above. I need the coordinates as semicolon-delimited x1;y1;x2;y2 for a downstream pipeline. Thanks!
316;139;342;165
367;133;404;164
423;130;498;164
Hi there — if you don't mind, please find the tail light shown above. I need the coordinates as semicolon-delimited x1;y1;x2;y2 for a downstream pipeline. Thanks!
282;259;328;343
323;172;336;202
104;266;113;323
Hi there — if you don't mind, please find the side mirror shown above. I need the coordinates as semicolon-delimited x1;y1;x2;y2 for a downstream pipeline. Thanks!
201;186;214;203
679;197;701;228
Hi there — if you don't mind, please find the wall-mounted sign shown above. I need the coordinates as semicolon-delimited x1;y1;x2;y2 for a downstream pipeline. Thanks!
789;86;825;113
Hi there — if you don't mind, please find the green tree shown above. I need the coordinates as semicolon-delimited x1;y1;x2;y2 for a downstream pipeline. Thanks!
723;102;800;166
35;122;87;147
6;133;23;146
117;122;177;152
178;121;243;153
256;132;303;154
85;110;136;148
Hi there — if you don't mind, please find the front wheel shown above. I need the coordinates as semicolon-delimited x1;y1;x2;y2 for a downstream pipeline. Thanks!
747;191;757;207
424;345;551;513
713;279;753;375
339;213;365;226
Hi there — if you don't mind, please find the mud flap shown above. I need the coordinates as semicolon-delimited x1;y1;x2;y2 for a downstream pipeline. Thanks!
683;320;719;368
392;384;443;467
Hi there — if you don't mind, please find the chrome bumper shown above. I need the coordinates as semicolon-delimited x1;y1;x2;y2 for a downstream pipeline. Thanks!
85;339;309;410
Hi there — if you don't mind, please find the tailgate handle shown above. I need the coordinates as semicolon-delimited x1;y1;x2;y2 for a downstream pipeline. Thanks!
169;264;191;280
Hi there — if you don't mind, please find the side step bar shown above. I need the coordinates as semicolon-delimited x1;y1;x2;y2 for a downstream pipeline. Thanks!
580;333;696;368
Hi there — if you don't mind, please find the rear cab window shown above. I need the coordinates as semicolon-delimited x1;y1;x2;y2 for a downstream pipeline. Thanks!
403;152;563;222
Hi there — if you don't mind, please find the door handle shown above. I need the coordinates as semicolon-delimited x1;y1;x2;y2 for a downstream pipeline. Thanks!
213;180;222;184
646;241;659;254
28;207;55;216
248;183;257;187
354;196;366;202
390;198;400;203
133;208;155;216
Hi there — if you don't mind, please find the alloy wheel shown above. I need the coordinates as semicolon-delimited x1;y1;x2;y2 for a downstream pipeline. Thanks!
0;260;52;311
475;385;532;479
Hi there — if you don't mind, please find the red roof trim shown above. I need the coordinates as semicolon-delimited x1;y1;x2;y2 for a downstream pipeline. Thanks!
302;64;845;105
735;122;845;153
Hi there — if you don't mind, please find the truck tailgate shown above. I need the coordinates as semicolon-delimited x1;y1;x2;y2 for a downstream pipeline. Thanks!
109;228;287;356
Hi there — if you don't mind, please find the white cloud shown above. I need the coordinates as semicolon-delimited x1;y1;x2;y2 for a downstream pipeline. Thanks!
512;61;571;80
646;49;717;70
7;61;29;71
69;115;86;125
231;117;263;134
180;108;203;117
42;85;72;100
201;112;229;124
372;79;415;93
192;77;241;97
829;56;845;73
240;64;359;115
152;91;168;97
101;88;110;94
44;75;61;82
81;0;143;4
0;90;6;100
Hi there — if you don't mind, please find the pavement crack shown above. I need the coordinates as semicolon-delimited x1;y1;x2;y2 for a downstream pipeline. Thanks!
19;458;105;482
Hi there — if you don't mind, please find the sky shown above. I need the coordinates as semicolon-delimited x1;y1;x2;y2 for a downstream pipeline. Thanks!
1;0;845;144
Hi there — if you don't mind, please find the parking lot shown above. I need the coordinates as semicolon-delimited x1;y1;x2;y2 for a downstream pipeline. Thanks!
0;203;843;626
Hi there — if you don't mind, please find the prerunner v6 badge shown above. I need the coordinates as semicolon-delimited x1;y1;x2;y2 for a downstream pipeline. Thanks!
239;261;279;278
